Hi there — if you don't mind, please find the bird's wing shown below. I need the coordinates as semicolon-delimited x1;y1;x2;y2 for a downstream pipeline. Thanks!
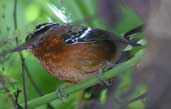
63;26;126;44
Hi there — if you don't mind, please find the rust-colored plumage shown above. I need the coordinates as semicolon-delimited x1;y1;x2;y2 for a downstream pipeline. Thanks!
13;23;140;83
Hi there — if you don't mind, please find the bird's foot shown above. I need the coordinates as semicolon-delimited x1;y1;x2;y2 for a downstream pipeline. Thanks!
96;61;115;86
56;86;68;102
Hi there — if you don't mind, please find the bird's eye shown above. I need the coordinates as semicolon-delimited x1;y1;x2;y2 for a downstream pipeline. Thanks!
31;44;36;48
25;33;32;41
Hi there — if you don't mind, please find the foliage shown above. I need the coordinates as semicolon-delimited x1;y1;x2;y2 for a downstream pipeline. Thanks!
0;0;144;109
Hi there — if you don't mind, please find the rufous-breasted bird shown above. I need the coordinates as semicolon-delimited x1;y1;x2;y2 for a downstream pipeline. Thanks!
13;23;142;83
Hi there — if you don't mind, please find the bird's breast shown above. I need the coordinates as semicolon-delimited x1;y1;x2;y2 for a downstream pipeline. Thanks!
32;39;118;82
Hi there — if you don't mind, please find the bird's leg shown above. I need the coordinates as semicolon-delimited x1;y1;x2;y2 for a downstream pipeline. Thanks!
96;61;115;86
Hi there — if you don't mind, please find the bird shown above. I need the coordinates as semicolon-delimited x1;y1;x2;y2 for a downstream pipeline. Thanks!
13;23;142;83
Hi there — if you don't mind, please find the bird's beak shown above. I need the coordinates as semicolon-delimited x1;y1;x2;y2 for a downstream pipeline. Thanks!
12;43;33;52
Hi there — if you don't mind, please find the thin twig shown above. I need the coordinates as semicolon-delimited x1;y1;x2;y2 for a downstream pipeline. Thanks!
20;57;28;109
0;75;16;109
24;65;54;109
13;1;54;108
119;92;146;108
25;66;43;95
13;0;17;32
128;93;146;104
14;88;22;109
13;0;28;108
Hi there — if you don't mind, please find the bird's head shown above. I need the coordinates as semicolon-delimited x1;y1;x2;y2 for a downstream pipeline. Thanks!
12;23;83;57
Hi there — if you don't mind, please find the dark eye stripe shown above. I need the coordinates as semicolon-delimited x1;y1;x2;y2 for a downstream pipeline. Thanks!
25;23;58;41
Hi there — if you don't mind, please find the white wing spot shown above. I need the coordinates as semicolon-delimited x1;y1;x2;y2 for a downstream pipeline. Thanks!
79;27;91;38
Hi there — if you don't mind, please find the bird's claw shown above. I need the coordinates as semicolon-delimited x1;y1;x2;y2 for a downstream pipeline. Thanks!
56;86;67;102
96;73;111;86
96;61;114;86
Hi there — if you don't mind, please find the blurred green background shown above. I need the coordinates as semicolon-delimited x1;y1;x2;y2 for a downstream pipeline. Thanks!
0;0;144;109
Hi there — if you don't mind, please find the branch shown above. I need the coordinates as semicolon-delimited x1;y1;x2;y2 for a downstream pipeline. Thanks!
13;1;54;108
13;0;28;108
21;50;144;108
20;57;28;109
14;88;22;109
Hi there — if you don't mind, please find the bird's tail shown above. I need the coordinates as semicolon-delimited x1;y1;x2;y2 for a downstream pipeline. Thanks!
122;25;145;51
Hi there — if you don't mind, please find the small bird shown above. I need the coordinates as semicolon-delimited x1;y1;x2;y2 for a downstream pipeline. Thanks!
13;23;142;83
